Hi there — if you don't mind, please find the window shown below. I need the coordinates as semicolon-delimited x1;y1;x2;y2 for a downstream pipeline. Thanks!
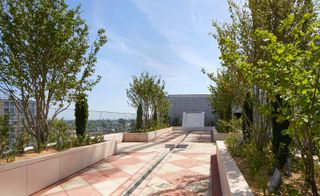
10;107;15;113
4;108;9;113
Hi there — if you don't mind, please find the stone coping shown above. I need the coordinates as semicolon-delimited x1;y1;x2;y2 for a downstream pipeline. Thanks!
103;132;123;143
0;141;114;173
182;126;214;131
123;127;173;142
216;141;254;196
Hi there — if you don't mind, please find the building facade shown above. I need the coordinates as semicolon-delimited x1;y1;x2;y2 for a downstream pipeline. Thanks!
168;94;216;126
0;99;36;136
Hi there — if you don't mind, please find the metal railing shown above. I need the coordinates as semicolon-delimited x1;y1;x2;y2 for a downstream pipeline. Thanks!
48;108;136;134
0;104;136;147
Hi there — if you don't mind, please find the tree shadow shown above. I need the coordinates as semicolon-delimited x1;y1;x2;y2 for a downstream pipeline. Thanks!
151;174;210;196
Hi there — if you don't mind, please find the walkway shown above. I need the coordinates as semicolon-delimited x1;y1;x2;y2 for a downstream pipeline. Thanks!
34;129;217;196
132;131;215;195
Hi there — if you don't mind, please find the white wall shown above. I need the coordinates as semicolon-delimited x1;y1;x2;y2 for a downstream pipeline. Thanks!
182;112;205;128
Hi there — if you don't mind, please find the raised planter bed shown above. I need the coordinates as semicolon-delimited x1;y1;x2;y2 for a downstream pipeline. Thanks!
0;141;117;196
216;141;253;196
123;127;173;142
213;127;229;141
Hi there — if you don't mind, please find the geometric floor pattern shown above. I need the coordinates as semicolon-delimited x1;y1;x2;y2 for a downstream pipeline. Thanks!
132;131;216;196
34;130;216;196
34;151;159;196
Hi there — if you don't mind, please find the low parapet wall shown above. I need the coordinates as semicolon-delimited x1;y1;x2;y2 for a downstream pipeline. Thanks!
172;126;214;131
216;141;254;196
123;127;173;142
0;141;117;196
103;132;123;143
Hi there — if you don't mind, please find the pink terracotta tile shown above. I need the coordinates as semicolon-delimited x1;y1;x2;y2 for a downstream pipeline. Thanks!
156;168;205;186
156;173;181;185
121;152;154;157
66;185;103;196
100;168;130;180
80;172;110;185
108;157;145;166
169;159;207;169
152;186;195;196
42;190;69;196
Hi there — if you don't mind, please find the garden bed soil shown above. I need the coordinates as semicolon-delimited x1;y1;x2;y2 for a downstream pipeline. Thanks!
233;156;320;195
0;147;58;165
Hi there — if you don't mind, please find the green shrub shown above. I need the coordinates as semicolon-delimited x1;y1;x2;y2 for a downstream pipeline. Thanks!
75;93;88;137
76;134;104;146
136;102;143;130
133;123;168;133
14;132;30;154
242;143;265;176
225;132;243;156
216;118;242;133
91;134;104;144
0;115;10;157
6;150;15;163
216;120;231;133
49;119;70;150
49;119;104;150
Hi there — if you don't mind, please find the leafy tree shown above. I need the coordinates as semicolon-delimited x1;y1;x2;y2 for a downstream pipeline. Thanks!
203;69;239;121
253;13;320;194
136;102;143;130
243;92;253;142
271;95;291;168
210;0;319;193
75;93;88;137
126;72;169;130
153;106;158;122
0;0;107;150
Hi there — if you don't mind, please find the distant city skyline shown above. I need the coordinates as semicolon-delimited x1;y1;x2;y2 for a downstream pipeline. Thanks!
65;1;229;113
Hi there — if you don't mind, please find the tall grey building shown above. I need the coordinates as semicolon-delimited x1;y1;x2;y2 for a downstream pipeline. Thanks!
0;99;36;134
168;94;216;126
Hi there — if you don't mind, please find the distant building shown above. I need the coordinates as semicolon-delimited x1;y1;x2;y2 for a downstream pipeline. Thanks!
168;94;216;126
0;99;36;136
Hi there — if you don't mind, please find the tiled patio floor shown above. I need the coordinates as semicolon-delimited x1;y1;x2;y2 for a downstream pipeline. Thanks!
33;130;186;196
132;131;216;196
34;130;217;196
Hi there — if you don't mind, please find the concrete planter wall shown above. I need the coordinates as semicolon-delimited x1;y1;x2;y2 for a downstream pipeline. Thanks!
213;127;229;141
123;127;172;142
0;141;117;196
216;141;253;196
103;132;123;143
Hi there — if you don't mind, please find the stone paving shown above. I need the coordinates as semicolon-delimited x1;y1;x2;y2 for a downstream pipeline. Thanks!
34;130;217;196
132;131;216;196
34;130;186;196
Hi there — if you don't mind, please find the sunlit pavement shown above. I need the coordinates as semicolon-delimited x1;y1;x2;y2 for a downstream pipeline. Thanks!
33;130;218;196
132;131;216;196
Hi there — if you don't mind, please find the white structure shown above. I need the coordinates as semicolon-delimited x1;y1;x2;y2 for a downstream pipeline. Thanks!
168;94;216;126
182;112;205;128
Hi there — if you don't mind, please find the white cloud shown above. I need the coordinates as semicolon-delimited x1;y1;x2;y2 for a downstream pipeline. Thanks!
108;31;172;70
132;0;217;71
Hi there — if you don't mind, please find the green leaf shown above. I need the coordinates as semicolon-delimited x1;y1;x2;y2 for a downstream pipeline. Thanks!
302;90;308;95
302;78;308;85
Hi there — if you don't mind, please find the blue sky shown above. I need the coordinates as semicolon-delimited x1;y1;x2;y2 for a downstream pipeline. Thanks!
66;0;230;113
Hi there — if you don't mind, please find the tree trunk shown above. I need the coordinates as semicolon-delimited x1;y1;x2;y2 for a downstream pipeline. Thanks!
306;146;319;195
